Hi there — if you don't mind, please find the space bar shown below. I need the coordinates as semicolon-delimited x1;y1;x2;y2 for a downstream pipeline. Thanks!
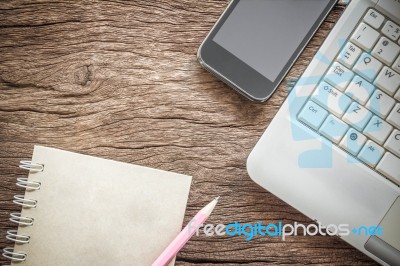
376;153;400;186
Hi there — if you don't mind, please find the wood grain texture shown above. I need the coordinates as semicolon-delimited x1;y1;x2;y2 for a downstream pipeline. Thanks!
0;0;378;265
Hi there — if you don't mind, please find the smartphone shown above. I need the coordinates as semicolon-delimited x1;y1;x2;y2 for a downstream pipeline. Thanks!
198;0;337;102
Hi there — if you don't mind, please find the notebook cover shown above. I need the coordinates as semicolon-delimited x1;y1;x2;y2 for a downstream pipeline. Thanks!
12;145;192;265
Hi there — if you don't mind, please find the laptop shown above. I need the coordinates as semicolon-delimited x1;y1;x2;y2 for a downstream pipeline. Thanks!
247;0;400;265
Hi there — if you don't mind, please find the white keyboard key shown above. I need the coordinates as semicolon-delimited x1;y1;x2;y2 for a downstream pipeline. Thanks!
319;114;349;144
376;0;400;28
311;81;352;117
298;101;328;130
353;53;383;82
374;66;400;95
376;152;400;185
384;129;400;157
339;128;367;155
325;62;354;91
364;115;393;144
351;23;380;51
393;55;400;73
395;88;400;101
343;102;373;131
363;9;385;29
345;75;375;105
337;42;362;68
387;103;400;128
358;140;385;167
382;20;400;41
371;37;400;65
366;89;396;118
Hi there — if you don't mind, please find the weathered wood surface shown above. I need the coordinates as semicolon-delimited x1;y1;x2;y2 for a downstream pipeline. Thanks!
0;1;378;265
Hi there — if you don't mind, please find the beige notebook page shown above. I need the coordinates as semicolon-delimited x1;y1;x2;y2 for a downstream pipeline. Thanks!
13;146;192;266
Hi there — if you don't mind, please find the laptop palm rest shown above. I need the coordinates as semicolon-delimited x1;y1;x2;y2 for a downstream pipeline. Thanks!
365;196;400;266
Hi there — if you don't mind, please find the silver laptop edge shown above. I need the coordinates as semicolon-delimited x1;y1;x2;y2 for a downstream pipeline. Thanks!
247;0;400;265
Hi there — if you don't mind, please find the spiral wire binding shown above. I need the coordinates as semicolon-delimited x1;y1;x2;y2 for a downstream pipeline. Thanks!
2;161;43;263
16;178;41;191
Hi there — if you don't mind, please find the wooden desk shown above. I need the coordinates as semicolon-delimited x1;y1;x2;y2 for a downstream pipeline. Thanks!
0;1;378;265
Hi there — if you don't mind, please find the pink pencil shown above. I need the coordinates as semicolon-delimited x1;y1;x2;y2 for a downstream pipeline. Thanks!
152;197;220;266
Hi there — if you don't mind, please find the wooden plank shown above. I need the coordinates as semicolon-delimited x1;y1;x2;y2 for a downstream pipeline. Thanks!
0;0;377;265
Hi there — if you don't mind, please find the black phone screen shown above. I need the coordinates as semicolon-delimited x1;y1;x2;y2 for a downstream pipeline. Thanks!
213;0;334;82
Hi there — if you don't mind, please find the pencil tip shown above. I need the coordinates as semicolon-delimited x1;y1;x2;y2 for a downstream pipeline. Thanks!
215;196;220;201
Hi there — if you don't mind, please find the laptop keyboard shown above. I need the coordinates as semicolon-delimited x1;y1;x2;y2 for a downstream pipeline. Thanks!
297;8;400;185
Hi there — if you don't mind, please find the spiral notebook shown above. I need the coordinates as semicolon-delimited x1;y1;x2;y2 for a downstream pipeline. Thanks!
3;146;192;265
